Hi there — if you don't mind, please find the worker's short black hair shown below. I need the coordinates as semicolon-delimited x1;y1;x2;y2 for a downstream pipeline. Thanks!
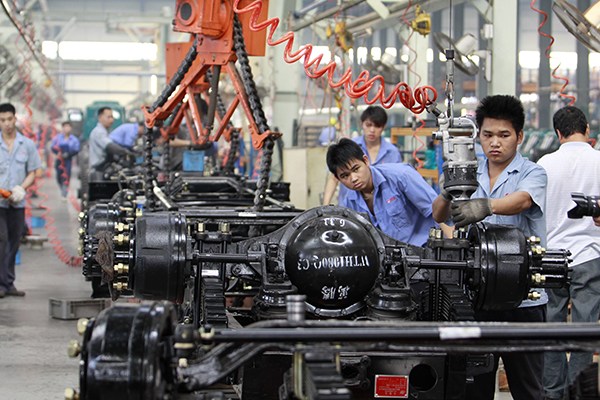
326;138;366;177
61;121;71;127
97;106;112;117
360;105;388;127
553;106;588;139
0;103;16;115
475;95;525;135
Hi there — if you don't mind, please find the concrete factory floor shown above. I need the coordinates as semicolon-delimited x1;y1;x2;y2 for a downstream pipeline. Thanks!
0;170;92;400
0;169;514;400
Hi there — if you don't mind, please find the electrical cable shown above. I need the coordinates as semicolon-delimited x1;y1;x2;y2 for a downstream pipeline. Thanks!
530;0;576;106
232;0;437;112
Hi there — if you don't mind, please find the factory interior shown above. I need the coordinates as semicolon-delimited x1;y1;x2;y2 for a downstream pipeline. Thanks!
1;0;600;399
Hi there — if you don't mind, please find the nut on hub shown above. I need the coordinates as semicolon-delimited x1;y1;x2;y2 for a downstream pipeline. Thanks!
67;339;81;358
76;318;89;336
64;387;80;400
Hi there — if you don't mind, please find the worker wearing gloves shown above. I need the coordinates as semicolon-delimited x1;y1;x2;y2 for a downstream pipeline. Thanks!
0;102;42;298
432;95;548;400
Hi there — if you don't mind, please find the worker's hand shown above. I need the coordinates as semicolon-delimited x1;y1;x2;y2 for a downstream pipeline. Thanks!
451;198;492;228
60;151;69;159
8;185;26;203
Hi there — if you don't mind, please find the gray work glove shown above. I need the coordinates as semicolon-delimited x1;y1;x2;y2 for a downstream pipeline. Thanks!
451;198;492;228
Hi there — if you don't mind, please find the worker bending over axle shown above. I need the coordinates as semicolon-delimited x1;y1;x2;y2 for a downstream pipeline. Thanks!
326;138;437;247
323;106;401;205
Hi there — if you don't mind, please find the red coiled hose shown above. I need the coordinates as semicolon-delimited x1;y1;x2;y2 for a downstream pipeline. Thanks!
530;0;576;106
232;0;437;112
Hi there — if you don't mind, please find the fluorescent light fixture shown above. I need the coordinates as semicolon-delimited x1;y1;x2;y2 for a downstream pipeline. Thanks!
519;50;589;70
42;40;157;61
370;47;382;61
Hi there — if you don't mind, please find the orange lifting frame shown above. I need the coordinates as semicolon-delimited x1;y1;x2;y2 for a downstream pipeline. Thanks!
143;0;275;149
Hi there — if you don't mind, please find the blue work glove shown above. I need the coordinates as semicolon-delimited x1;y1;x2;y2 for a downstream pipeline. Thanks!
451;198;492;228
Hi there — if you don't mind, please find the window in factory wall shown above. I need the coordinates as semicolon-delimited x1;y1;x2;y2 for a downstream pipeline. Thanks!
370;47;382;61
42;40;157;62
356;47;368;64
426;48;434;63
517;50;600;71
300;45;331;64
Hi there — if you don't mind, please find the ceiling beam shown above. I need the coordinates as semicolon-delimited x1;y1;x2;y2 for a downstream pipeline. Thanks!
52;16;76;42
365;0;391;19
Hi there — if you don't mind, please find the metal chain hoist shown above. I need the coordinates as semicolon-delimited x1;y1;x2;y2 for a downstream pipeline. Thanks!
233;15;273;210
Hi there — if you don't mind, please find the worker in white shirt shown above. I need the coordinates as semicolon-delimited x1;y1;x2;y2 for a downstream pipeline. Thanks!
537;105;600;400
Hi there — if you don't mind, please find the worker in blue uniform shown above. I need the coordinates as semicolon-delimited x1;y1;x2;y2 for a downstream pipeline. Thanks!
323;105;402;205
109;122;144;150
50;121;80;197
0;102;42;298
326;138;438;247
432;94;548;400
88;107;133;172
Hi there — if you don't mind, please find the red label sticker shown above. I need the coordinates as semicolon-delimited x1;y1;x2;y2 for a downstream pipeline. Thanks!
374;375;409;398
